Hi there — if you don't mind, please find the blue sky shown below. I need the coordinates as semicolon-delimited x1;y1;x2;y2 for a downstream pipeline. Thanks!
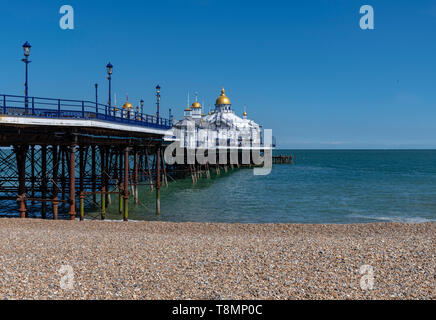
1;0;435;148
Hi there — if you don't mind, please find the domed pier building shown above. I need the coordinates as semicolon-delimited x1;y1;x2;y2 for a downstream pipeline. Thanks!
168;88;263;149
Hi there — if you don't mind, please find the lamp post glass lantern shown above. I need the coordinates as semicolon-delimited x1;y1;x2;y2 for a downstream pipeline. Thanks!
23;41;31;57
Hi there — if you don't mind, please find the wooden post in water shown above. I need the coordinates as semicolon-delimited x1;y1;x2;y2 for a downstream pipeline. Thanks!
68;143;76;220
156;145;161;215
100;146;106;220
123;147;129;221
30;145;35;203
79;146;85;221
15;145;28;218
80;192;85;221
91;146;96;205
105;148;111;207
41;145;48;219
146;148;154;192
161;148;168;188
134;150;139;204
52;145;59;220
61;147;66;201
119;149;124;215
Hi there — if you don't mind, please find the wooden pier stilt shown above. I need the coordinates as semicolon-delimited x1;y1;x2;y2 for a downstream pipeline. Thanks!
68;143;76;220
80;192;85;221
119;149;123;215
134;150;139;204
91;146;96;205
161;149;168;188
156;145;161;216
41;145;47;219
146;148;154;192
52;145;59;220
100;147;106;220
123;147;129;221
105;148;110;208
79;146;85;221
61;147;66;201
15;145;28;218
30;145;35;203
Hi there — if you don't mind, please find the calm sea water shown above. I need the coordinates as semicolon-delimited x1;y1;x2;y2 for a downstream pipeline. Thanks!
100;150;436;224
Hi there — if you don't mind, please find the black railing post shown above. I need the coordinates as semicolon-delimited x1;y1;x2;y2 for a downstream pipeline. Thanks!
82;101;85;118
95;83;98;116
31;97;34;115
58;99;61;117
3;95;6;114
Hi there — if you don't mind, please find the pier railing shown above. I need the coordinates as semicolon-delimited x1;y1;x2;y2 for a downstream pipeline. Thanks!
0;94;172;130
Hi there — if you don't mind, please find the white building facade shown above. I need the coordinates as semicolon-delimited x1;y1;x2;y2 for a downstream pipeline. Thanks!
168;88;263;149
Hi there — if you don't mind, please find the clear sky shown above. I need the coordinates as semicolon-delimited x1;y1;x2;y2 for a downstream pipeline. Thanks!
1;0;435;148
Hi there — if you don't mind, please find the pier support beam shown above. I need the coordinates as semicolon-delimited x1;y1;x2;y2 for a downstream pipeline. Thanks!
61;147;66;201
119;149;123;215
100;146;106;220
123;147;129;221
134;150;138;204
52;145;59;220
15;144;29;218
41;145;47;219
91;146;96;205
156;145;161;216
68;143;76;220
79;146;85;221
30;145;35;202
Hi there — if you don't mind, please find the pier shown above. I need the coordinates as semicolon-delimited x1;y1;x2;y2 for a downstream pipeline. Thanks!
272;155;293;164
0;93;265;220
0;42;271;221
0;93;173;220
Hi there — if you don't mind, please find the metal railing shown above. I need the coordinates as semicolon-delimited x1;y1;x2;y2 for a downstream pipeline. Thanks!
0;94;172;130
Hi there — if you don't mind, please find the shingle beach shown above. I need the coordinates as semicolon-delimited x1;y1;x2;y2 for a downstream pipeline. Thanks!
0;219;434;300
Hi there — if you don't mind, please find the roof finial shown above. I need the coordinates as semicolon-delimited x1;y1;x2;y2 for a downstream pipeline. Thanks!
187;92;190;108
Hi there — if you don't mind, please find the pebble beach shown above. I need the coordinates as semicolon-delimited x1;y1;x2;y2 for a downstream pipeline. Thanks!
0;219;434;300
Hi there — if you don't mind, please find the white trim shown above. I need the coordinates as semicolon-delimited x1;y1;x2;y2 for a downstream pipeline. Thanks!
0;116;172;136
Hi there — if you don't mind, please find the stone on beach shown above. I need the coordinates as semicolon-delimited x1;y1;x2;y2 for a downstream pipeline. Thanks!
0;219;434;300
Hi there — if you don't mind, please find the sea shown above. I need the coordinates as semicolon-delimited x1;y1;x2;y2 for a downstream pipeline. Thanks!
98;149;436;224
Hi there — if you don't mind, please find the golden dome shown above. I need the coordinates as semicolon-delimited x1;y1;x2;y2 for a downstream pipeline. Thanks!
122;95;133;109
243;111;247;117
184;107;191;112
123;102;133;109
215;88;231;105
191;102;202;109
201;112;205;117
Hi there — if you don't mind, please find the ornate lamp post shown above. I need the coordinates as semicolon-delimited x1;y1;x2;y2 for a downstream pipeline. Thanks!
106;62;113;116
22;41;31;112
156;85;161;121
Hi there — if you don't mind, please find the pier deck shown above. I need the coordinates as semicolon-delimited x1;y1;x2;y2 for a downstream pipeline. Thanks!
0;93;172;221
